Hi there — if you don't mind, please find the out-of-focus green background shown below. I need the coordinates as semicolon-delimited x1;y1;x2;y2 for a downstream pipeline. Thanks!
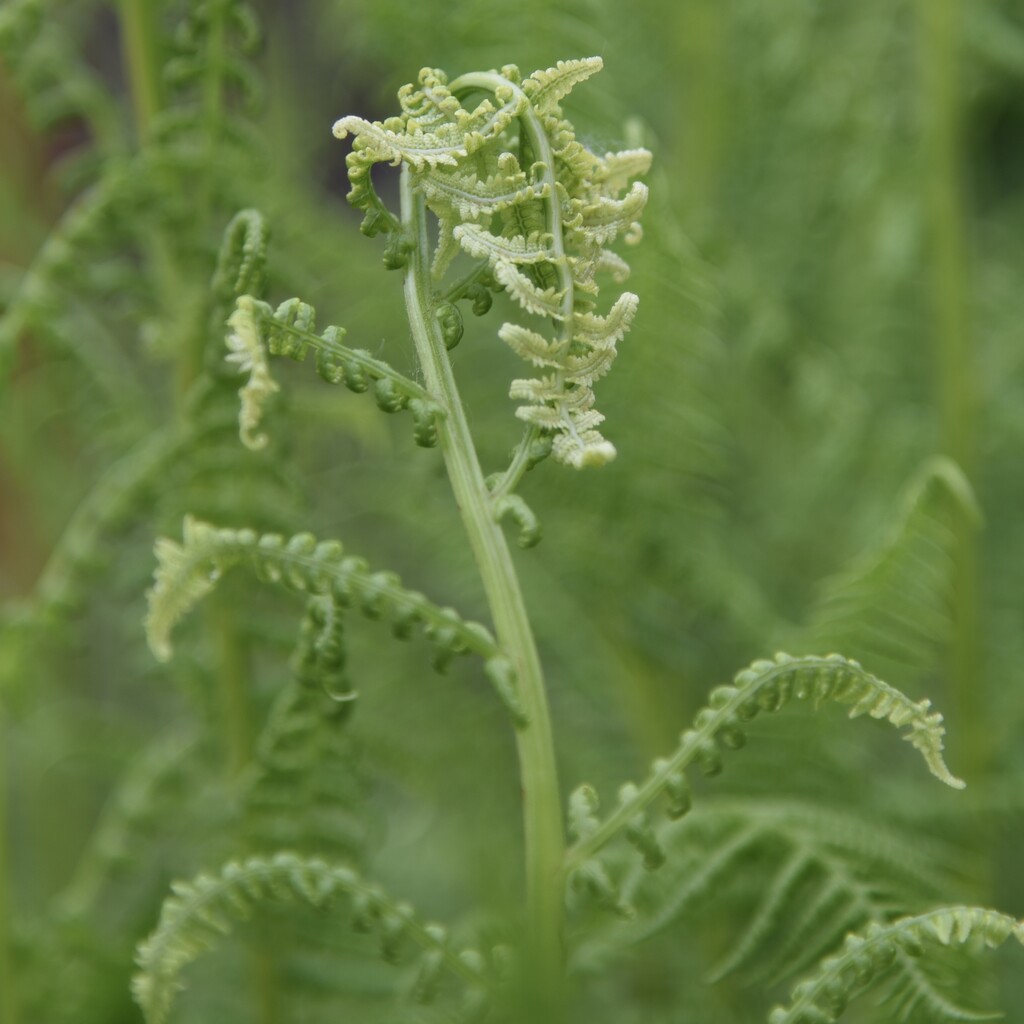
1;1;1023;1021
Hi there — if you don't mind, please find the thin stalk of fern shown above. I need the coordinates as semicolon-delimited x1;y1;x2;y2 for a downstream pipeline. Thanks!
676;0;728;223
208;593;255;775
401;169;567;1011
0;713;16;1024
117;0;163;140
916;0;985;788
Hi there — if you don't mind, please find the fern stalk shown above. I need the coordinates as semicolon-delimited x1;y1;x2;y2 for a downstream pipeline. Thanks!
401;169;566;1011
117;0;163;140
0;714;15;1024
916;0;984;784
208;593;255;776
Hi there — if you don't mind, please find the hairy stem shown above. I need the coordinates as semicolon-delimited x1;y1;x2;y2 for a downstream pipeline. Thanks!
401;171;566;1010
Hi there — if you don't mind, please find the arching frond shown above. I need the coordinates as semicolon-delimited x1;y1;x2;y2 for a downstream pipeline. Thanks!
146;517;528;724
565;653;963;889
225;294;445;451
573;798;952;986
132;853;492;1024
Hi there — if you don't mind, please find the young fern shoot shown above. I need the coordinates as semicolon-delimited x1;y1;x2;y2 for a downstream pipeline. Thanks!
144;56;651;1017
136;55;1016;1024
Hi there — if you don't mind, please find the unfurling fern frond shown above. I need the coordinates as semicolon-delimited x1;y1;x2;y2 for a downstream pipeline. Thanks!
565;653;963;891
225;294;445;450
131;853;492;1024
333;60;650;469
145;517;528;724
209;208;270;312
806;456;981;684
769;906;1023;1024
243;595;366;858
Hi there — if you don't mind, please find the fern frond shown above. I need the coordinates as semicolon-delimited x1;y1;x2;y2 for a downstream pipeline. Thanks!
146;517;528;724
566;653;963;876
769;906;1023;1024
210;208;269;308
415;159;549;220
492;260;566;318
132;853;491;1024
0;170;128;386
0;0;123;159
226;295;445;450
453;223;554;265
806;456;980;683
225;297;279;450
335;59;650;470
577;797;950;986
521;57;605;113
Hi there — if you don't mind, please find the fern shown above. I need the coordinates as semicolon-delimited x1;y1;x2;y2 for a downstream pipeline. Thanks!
146;516;528;724
769;907;1023;1024
5;19;1021;1024
225;293;445;451
805;457;981;684
334;60;650;468
131;853;492;1024
566;653;964;889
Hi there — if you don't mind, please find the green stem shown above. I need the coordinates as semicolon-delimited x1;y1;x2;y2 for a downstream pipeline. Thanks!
400;171;566;1011
208;595;253;778
675;0;728;224
916;0;982;783
0;712;16;1024
117;0;163;141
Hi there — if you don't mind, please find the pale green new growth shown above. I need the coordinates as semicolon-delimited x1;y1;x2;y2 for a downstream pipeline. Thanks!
334;58;650;468
224;293;445;450
770;906;1024;1024
132;852;491;1024
225;295;279;450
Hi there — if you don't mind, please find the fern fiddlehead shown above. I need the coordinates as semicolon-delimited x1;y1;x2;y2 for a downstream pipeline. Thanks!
225;293;445;451
334;58;650;471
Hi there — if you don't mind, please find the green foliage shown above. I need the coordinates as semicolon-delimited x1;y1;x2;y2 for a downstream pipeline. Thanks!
770;907;1024;1024
132;852;491;1024
2;3;1022;1024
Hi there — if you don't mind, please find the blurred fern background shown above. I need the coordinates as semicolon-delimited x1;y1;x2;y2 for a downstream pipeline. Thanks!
1;0;1023;1021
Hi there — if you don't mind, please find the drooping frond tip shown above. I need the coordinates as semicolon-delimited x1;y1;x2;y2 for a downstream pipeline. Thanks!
331;59;651;470
225;294;279;450
566;653;963;882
